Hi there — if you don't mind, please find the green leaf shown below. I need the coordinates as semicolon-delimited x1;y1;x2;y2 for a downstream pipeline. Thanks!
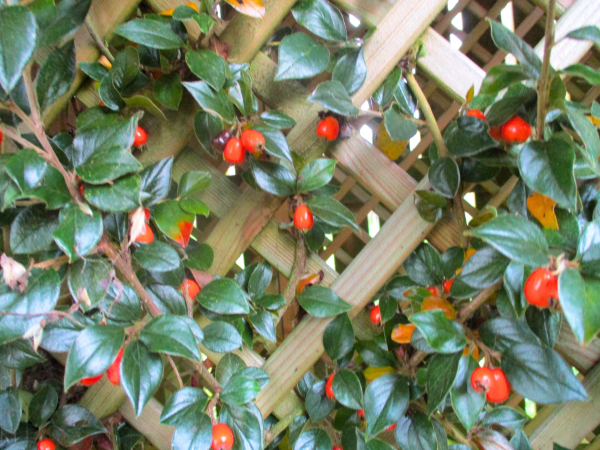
323;313;354;360
294;429;331;450
455;245;510;289
141;315;201;360
140;158;173;207
180;198;209;216
0;268;60;345
442;247;464;280
427;351;462;414
172;412;212;450
77;146;142;184
450;356;485;431
99;283;141;323
259;110;296;129
501;343;587;404
579;221;600;277
297;159;336;193
355;340;396;367
364;373;409;436
465;215;550;267
10;205;59;254
291;0;346;41
332;369;363;410
488;20;542;79
221;371;261;405
503;261;528;318
0;338;45;369
395;413;436;450
154;73;183;110
184;81;236;123
121;340;163;416
29;383;59;428
186;50;228;91
249;160;296;196
445;116;498;157
563;63;600;85
185;244;214;271
414;190;447;223
332;47;366;95
479;318;539;352
153;199;195;246
99;73;125;111
566;104;600;175
147;284;187;316
202;321;242;353
558;269;600;345
36;0;92;47
53;202;103;262
479;64;528;96
254;293;285;310
341;427;366;450
197;278;250;315
566;25;600;45
410;310;466;354
404;243;444;287
41;312;91;353
0;6;37;92
178;171;211;198
297;285;351;317
111;47;139;89
222;402;264;450
84;175;141;213
481;406;527;430
36;40;76;111
525;307;561;348
485;90;536;126
67;257;112;310
308;80;359;116
115;19;184;49
307;196;359;232
373;67;400;107
249;310;276;343
306;380;335;421
275;33;329;81
134;242;181;273
429;157;460;198
216;353;247;386
384;104;417;141
50;405;106;447
63;325;124;389
248;262;273;298
251;124;293;162
0;388;21;433
518;138;577;211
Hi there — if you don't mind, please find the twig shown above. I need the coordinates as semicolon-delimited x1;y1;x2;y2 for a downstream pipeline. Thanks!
265;411;302;444
274;233;307;326
536;0;556;139
85;18;114;63
167;355;184;389
453;184;469;248
0;309;85;327
192;360;222;394
33;255;70;270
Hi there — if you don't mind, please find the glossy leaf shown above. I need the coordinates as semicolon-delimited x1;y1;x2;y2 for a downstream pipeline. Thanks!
429;157;460;198
426;351;462;414
50;405;106;447
139;157;174;207
249;160;296;196
0;388;21;433
323;313;354;360
36;40;76;111
307;196;359;232
186;50;228;91
172;413;212;450
84;175;141;213
445;116;497;157
332;369;363;410
141;315;201;360
558;269;600;345
68;257;112;310
364;373;409;436
121;341;163;416
306;380;335;421
297;285;351;317
384;104;417;141
202;321;242;353
488;20;542;79
10;205;59;254
451;356;485;430
308;80;359;116
275;33;329;81
184;81;236;123
291;0;346;41
410;310;466;354
0;6;37;92
332;48;367;94
197;278;250;315
404;243;444;287
297;159;336;193
115;19;184;49
53;202;103;262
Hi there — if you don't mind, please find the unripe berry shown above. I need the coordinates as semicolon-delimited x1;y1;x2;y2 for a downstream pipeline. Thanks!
240;129;266;154
223;138;244;164
466;109;486;121
181;279;201;300
212;130;232;153
133;126;148;147
135;223;154;244
325;374;335;400
317;116;340;141
294;205;314;230
211;423;234;450
38;440;55;450
106;347;124;386
524;268;558;308
370;305;381;325
502;117;531;143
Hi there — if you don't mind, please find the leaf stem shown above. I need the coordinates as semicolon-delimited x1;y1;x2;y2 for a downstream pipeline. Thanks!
167;355;184;389
536;0;556;139
85;18;114;63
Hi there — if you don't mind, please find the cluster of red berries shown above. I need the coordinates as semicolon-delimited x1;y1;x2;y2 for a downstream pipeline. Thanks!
135;208;154;244
80;347;124;386
317;116;340;141
466;109;531;143
213;129;266;164
524;267;558;308
211;423;234;450
470;366;510;403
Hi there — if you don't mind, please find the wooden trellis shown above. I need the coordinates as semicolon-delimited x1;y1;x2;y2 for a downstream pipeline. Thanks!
44;0;600;449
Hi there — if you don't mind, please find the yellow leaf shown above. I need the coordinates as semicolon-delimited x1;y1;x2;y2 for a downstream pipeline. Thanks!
187;2;199;12
159;7;175;16
527;192;559;230
364;366;395;381
375;121;407;160
223;0;265;18
587;115;600;126
466;85;475;104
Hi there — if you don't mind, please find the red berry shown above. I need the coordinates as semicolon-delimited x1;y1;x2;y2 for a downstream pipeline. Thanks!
333;446;343;450
181;279;201;300
443;278;454;294
79;184;85;196
489;126;503;141
80;374;103;386
0;130;3;145
106;347;124;386
427;286;437;296
135;223;155;244
223;138;244;164
38;440;55;450
294;205;314;230
212;130;232;153
240;129;266;154
524;268;558;308
357;409;365;420
487;368;510;403
317;116;340;141
502;117;531;143
211;423;234;450
370;306;381;325
471;367;492;394
466;109;486;121
325;374;335;400
144;208;151;221
133;126;148;146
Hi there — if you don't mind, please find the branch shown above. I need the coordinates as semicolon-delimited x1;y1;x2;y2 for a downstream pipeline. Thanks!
536;0;557;139
192;360;222;394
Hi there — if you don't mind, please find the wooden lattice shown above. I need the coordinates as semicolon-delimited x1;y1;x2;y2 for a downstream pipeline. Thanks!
45;0;600;449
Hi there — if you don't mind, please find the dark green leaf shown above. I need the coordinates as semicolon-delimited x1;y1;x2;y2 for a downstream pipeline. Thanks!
252;124;293;162
84;175;141;213
410;310;466;354
36;0;92;47
36;40;76;111
297;285;351;317
221;371;261;405
404;243;444;287
134;242;181;273
455;245;510;288
254;293;285;311
481;406;527;430
323;313;354;360
185;244;214;271
558;268;600;345
450;356;485;431
29;383;59;428
98;73;125;111
291;0;346;41
566;25;600;45
479;64;528;96
0;388;21;433
115;19;184;49
222;403;264;450
216;354;247;386
485;91;535;127
197;278;250;315
248;262;272;298
50;405;105;447
332;369;363;410
259;110;296;129
99;283;141;323
10;205;59;254
0;338;45;369
525;307;561;348
67;257;112;309
480;317;539;352
140;315;201;360
308;80;359;116
373;67;400;107
77;146;142;184
445;116;497;157
53;202;103;261
426;351;461;414
395;413;436;450
307;196;359;232
384;104;417;141
178;171;211;198
202;321;242;353
172;413;212;450
414;190;447;223
364;373;409;436
355;340;396;367
0;6;37;92
275;33;329;81
147;284;187;316
429;157;460;198
305;380;335;421
249;310;276;343
184;81;236;123
332;48;366;95
503;261;528;318
442;247;464;281
140;158;173;207
566;104;600;175
121;341;163;416
297;159;336;193
249;160;295;196
153;73;183;110
186;50;228;91
488;20;542;79
293;429;330;450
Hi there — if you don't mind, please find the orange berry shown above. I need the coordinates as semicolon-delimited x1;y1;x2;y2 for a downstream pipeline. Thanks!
370;306;381;325
240;129;266;154
223;138;244;164
316;116;340;141
38;440;55;450
421;295;456;319
524;268;558;308
502;117;531;143
133;126;148;146
181;279;201;300
325;374;335;400
135;223;154;244
466;109;486;121
391;324;416;344
106;347;123;386
211;423;234;450
294;205;314;230
80;374;103;386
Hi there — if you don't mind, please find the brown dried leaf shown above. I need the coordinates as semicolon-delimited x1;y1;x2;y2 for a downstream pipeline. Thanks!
129;207;147;246
223;0;265;18
1;254;30;292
